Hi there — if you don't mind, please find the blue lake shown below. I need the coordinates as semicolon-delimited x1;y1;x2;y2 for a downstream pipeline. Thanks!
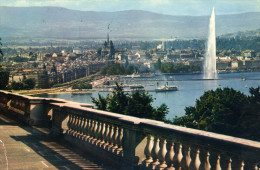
36;72;260;119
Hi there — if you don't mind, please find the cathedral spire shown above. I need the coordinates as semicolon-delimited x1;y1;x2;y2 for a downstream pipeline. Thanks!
107;24;110;43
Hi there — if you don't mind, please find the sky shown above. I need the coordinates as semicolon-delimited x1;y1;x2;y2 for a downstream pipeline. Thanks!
0;0;260;16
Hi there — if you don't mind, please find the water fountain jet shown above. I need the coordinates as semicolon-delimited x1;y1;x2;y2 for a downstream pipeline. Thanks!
203;7;217;79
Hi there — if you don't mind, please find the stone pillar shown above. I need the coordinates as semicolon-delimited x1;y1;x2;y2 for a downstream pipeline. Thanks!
51;104;69;136
121;120;146;169
29;98;46;126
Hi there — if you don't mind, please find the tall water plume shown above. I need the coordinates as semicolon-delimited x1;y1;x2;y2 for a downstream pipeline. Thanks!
203;7;217;79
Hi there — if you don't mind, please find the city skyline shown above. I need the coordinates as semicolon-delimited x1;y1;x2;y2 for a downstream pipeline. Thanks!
1;0;260;16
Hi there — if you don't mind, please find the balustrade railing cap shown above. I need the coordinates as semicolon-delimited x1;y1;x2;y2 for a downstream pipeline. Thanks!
142;122;260;149
46;98;67;103
0;90;11;94
64;105;124;118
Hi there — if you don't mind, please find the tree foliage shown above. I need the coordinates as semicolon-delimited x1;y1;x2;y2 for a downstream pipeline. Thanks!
101;63;136;75
10;78;36;90
0;37;3;59
173;87;260;141
10;56;29;62
0;67;9;89
92;83;169;121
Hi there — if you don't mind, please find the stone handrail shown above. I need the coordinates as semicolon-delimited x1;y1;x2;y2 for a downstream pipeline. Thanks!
0;90;259;169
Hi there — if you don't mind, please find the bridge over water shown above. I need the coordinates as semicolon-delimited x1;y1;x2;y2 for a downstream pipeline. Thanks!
0;90;259;169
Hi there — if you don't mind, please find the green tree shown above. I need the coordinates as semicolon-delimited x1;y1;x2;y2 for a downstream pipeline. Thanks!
125;90;154;119
92;94;108;110
157;58;162;70
173;87;260;141
23;78;36;90
97;48;102;57
107;83;129;114
248;86;260;104
10;78;36;90
0;67;9;89
92;83;169;121
11;81;24;90
0;37;3;61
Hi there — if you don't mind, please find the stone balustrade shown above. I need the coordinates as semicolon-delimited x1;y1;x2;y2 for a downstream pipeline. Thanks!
0;90;259;169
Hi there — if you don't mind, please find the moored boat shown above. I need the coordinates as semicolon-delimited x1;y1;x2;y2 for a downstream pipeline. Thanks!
155;85;178;92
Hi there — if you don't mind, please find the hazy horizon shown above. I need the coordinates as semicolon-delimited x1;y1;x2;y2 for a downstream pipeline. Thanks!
0;0;260;16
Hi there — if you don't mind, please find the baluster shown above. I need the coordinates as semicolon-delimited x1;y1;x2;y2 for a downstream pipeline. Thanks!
115;127;123;156
71;115;77;135
232;158;244;170
158;138;167;170
81;117;87;140
165;139;174;170
143;135;154;167
173;143;183;170
75;116;82;138
203;151;211;170
74;115;80;136
68;114;73;134
220;155;231;170
227;158;232;170
98;122;106;147
87;119;94;143
84;118;90;141
91;120;97;144
67;114;73;134
91;120;98;144
150;136;160;169
190;147;200;170
215;155;221;170
111;125;119;152
95;121;102;146
80;117;85;135
239;161;245;170
102;123;110;149
181;145;191;170
106;124;114;151
244;160;259;170
78;117;85;140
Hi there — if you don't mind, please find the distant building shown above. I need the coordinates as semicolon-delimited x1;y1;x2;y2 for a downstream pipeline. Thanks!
101;32;115;59
231;60;243;68
37;64;49;89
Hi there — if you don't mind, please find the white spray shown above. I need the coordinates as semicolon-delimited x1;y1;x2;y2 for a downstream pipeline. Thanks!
203;7;218;79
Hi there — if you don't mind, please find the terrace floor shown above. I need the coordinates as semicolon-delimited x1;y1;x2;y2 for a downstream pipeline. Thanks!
0;113;115;170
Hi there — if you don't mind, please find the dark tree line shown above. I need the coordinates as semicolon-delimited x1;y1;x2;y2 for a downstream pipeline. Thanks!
101;63;136;75
10;78;36;90
156;59;201;73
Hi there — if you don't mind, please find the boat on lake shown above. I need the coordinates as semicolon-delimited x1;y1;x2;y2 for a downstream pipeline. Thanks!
155;84;178;92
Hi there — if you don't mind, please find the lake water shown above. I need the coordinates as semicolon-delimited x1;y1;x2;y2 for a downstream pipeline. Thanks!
36;72;260;119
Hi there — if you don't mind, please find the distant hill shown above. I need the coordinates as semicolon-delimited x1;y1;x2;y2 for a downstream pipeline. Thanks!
218;29;260;38
0;6;259;40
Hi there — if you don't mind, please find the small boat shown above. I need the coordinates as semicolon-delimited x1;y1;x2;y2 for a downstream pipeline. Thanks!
124;73;141;78
155;85;178;92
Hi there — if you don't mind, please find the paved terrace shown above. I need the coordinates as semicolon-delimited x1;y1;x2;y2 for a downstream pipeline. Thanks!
0;90;259;170
0;114;114;169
